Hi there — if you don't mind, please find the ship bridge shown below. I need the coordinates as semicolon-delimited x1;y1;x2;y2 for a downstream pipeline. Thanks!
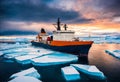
52;18;75;41
53;30;75;41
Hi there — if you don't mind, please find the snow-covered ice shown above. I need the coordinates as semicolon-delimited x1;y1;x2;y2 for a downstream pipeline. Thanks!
10;67;40;79
31;52;78;66
71;64;106;80
15;54;40;65
4;52;28;59
9;76;42;82
61;66;81;81
15;51;54;65
105;50;120;59
0;48;26;55
0;43;30;51
0;47;40;55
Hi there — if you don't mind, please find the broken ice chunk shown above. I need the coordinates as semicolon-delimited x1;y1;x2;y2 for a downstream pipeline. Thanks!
71;64;106;80
105;50;120;59
10;67;40;79
9;76;42;82
61;66;81;81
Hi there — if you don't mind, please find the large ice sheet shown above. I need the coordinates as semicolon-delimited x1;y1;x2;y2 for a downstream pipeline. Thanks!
0;43;29;51
4;52;28;59
1;47;40;55
9;76;42;82
10;67;40;79
71;64;106;80
0;48;26;55
61;66;81;81
31;52;78;66
15;51;53;65
105;50;120;59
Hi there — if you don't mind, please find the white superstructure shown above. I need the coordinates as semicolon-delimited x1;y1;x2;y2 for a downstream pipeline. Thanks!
53;30;75;41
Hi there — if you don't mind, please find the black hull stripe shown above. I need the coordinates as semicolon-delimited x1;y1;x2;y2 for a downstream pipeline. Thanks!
31;42;92;55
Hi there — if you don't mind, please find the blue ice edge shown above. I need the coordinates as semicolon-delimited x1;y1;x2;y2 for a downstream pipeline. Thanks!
70;64;106;80
0;43;30;51
14;51;54;65
9;76;42;82
61;66;81;81
9;67;41;79
105;50;120;59
31;52;78;66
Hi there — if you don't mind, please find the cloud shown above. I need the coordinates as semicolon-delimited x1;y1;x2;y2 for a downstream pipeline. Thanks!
0;0;120;35
97;0;120;13
0;0;78;22
72;0;120;23
68;18;94;24
96;0;120;19
0;0;94;23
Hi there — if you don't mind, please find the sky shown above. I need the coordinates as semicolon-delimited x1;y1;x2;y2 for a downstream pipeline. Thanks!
0;0;120;35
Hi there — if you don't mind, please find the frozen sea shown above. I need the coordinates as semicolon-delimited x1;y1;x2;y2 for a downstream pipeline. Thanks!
0;35;120;82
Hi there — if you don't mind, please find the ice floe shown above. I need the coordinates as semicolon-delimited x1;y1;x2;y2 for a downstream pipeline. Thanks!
31;52;78;66
61;66;81;81
4;52;28;59
71;64;106;80
9;76;42;82
0;48;27;55
0;43;30;51
105;50;120;59
10;67;40;79
0;47;40;55
14;51;53;65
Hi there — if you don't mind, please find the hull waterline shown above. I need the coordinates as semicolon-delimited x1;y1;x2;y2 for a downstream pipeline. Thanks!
31;41;93;56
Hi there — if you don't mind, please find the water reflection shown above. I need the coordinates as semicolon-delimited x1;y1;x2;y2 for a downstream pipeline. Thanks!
88;44;120;82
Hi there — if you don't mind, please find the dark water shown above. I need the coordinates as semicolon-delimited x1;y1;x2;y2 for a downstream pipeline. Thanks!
88;44;120;82
0;43;120;82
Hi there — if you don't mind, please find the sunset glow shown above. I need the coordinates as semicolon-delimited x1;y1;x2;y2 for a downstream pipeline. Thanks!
0;0;120;35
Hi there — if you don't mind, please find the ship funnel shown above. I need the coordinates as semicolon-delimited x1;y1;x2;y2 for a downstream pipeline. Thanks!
64;24;68;30
41;28;46;33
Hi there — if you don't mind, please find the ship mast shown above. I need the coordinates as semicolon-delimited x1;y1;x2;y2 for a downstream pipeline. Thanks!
53;18;63;31
57;18;61;31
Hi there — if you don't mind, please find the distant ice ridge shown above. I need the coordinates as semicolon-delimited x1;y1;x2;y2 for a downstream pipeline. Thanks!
14;38;29;43
78;33;120;44
105;50;120;59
